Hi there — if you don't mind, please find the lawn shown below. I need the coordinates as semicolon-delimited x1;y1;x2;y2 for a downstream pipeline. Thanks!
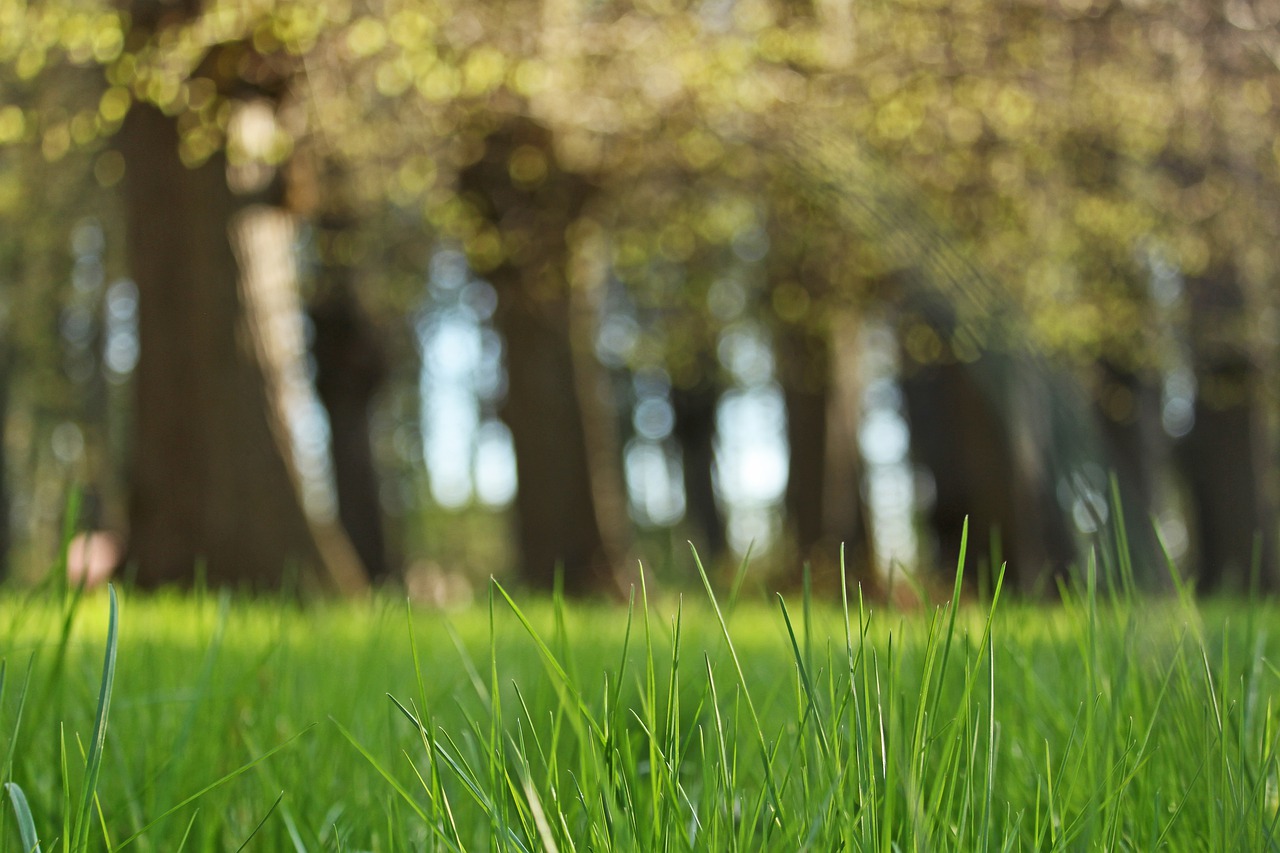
3;555;1280;851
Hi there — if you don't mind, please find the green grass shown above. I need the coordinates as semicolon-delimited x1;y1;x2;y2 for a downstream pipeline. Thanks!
3;551;1280;851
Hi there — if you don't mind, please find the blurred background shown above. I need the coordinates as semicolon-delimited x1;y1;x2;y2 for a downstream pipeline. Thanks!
1;0;1278;599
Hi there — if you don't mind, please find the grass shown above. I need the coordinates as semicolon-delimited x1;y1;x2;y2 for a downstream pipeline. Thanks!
2;542;1280;850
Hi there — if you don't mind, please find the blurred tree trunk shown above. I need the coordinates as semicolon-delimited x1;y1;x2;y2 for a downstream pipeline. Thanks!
822;313;876;579
309;269;391;583
777;323;828;564
494;287;622;594
1094;360;1168;587
762;292;875;591
459;116;628;596
118;98;365;594
1180;264;1277;592
766;195;876;588
671;371;727;563
0;344;9;582
901;324;1073;595
775;316;875;587
902;355;1012;589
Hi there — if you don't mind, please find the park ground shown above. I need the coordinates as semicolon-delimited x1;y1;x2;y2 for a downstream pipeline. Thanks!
3;566;1280;851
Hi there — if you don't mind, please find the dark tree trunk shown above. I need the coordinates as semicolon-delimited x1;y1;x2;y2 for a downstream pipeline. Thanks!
310;276;391;582
670;374;727;562
458;116;628;596
118;100;365;594
493;282;620;594
777;323;830;560
1180;266;1276;592
775;317;875;587
902;346;1073;596
0;345;9;582
1094;360;1168;587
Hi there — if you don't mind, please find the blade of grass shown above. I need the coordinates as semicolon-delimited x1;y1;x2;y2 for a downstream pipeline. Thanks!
172;811;199;853
489;581;604;746
115;724;316;851
1;659;33;786
331;715;431;824
689;544;785;836
71;584;118;853
232;791;283;853
4;782;40;853
775;594;833;767
385;694;529;852
405;602;460;846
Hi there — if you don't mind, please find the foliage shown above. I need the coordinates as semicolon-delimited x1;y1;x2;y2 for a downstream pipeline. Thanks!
7;0;1278;365
2;0;1279;585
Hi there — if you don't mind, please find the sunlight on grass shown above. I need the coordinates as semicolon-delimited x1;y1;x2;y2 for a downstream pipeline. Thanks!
2;547;1280;850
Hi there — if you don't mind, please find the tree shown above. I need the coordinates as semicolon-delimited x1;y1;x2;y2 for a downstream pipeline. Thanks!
897;292;1077;594
1180;261;1277;591
457;114;630;595
309;269;392;583
670;364;728;563
116;10;365;592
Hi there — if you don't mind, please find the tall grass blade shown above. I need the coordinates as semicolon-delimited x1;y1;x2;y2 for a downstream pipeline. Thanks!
331;715;430;823
775;594;833;766
232;791;283;853
71;584;118;853
115;725;317;850
489;580;604;745
172;811;199;853
689;544;785;836
1;659;33;786
4;782;40;853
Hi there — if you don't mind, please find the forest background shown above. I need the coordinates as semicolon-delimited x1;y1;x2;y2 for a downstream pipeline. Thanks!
1;0;1279;601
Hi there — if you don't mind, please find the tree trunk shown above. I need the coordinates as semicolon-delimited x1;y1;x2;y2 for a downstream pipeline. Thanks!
0;344;9;582
310;275;391;583
671;373;727;562
821;312;876;580
119;101;365;594
1180;265;1277;592
493;280;621;594
902;343;1073;596
775;316;875;588
777;323;829;562
1094;360;1168;587
458;116;628;596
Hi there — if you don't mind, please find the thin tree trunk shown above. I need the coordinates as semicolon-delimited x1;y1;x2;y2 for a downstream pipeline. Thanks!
1180;265;1277;592
310;275;391;582
0;344;9;582
775;316;875;587
119;101;365;594
671;372;727;562
821;312;875;580
567;234;633;572
494;279;621;594
902;343;1072;595
777;323;830;561
459;116;628;596
1094;360;1167;587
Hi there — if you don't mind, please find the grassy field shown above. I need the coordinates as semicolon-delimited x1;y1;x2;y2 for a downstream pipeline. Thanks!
3;555;1280;851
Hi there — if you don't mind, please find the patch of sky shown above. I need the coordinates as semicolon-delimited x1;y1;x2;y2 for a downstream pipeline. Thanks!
419;247;513;509
103;278;139;380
